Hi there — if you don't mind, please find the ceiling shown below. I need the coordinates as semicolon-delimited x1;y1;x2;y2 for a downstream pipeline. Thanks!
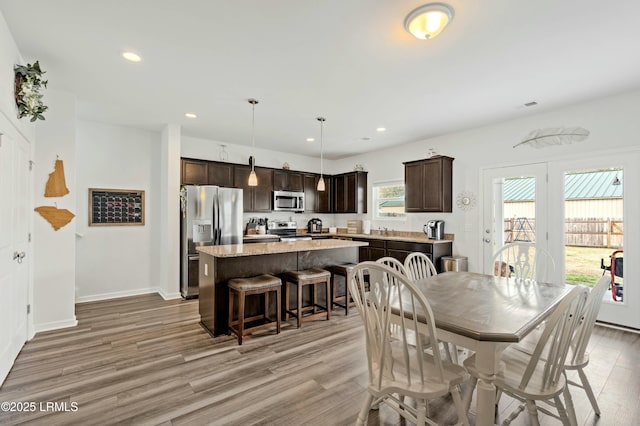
2;0;640;159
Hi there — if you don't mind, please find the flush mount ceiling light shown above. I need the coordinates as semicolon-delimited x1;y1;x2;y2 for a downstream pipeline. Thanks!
247;98;259;187
376;127;386;132
122;51;142;62
184;113;197;119
404;3;454;40
306;137;315;142
317;117;326;192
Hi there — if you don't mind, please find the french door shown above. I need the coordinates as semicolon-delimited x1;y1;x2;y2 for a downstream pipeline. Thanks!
549;152;639;329
0;132;31;385
481;163;550;278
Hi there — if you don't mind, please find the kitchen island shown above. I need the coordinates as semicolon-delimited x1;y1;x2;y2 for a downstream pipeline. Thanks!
197;239;368;336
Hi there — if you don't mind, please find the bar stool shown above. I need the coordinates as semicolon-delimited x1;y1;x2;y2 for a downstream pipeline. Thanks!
328;263;357;315
228;274;282;345
283;268;331;328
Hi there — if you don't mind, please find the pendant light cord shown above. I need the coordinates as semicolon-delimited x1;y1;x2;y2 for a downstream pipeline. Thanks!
318;117;325;179
251;100;256;172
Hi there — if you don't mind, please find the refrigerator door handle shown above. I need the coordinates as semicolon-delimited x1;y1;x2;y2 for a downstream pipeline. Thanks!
215;194;221;244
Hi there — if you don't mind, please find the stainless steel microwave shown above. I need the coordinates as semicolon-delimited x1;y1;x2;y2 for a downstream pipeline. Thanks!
273;191;305;212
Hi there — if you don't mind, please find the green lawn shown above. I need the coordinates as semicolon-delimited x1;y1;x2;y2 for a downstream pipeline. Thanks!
565;246;621;287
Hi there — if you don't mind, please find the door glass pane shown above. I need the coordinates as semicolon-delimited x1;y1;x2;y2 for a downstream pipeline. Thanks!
564;168;624;303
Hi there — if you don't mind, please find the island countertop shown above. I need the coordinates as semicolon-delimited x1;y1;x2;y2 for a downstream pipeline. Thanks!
196;238;368;258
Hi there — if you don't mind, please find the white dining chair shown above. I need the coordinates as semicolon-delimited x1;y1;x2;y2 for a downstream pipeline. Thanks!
376;256;408;276
349;262;469;426
462;285;589;425
403;252;459;363
492;242;555;283
516;274;610;418
404;252;437;281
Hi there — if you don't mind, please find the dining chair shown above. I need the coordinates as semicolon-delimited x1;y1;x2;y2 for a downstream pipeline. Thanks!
516;274;610;418
403;252;459;363
376;256;408;276
492;242;556;283
349;262;469;426
462;285;589;425
404;252;437;281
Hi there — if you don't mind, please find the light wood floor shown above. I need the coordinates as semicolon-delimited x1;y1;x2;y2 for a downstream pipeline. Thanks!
0;294;638;425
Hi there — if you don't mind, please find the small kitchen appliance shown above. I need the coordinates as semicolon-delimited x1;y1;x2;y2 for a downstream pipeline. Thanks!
424;220;445;240
273;191;305;212
307;218;323;233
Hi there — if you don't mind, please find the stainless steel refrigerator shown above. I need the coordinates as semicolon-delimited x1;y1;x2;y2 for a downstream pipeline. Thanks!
180;185;243;298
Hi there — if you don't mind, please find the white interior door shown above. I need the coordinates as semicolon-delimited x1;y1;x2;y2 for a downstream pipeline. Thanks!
482;163;549;276
0;132;31;385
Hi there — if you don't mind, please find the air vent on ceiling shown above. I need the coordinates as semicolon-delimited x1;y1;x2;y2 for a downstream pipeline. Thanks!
524;101;538;107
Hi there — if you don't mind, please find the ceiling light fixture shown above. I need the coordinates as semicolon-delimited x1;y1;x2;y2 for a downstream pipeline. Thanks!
306;137;315;142
122;51;142;62
185;113;197;119
376;127;386;132
404;3;454;40
317;117;326;192
247;98;259;187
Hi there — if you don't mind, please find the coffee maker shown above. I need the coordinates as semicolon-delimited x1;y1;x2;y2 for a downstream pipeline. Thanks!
307;218;323;233
424;220;445;240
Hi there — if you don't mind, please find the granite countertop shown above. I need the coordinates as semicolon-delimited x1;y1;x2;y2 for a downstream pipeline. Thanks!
197;238;368;258
297;230;453;244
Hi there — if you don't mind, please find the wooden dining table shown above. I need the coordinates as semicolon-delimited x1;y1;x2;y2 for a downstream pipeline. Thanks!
408;271;573;426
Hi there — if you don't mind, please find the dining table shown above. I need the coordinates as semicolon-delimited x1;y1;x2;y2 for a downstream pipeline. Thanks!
407;271;573;426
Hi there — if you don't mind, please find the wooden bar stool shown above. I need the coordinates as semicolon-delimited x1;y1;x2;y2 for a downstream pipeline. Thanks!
283;268;331;328
228;274;282;345
328;263;357;315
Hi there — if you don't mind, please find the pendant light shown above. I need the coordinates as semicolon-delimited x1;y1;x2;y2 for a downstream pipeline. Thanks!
317;117;326;191
247;98;259;186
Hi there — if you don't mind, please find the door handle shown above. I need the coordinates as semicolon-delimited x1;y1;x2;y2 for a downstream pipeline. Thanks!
483;238;491;244
13;251;26;264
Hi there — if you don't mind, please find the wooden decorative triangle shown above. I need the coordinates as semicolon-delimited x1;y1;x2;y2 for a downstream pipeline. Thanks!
45;159;70;197
34;206;75;231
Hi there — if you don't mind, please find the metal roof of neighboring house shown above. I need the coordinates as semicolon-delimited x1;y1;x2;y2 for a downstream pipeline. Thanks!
504;169;623;202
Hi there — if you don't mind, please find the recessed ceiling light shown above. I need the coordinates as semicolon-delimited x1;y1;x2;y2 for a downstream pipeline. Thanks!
122;51;142;62
306;137;315;142
376;127;386;132
185;113;197;119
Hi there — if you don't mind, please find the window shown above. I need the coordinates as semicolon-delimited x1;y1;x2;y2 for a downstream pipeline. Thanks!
373;182;406;220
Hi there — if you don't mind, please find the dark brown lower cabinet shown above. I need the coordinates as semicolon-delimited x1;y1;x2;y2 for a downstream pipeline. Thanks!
355;238;452;272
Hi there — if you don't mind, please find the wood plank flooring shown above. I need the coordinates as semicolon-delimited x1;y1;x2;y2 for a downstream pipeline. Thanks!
0;293;638;425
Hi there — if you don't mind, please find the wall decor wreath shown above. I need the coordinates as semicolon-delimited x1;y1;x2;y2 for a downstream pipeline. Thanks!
14;60;48;122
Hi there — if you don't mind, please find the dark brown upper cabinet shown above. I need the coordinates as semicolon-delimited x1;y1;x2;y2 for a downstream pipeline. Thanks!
303;174;332;213
181;159;208;185
181;159;233;187
333;171;367;214
404;156;454;213
234;166;273;212
207;162;234;187
273;170;304;192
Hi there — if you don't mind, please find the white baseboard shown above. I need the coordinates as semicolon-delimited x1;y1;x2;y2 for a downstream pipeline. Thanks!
158;288;182;300
34;317;78;333
75;287;159;303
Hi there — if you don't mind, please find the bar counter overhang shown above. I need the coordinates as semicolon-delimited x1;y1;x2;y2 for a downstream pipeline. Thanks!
197;239;368;336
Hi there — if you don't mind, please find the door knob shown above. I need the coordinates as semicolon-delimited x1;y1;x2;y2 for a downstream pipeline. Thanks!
483;238;491;244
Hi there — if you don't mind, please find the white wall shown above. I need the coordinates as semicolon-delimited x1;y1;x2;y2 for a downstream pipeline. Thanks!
75;121;160;301
32;89;78;331
333;90;640;273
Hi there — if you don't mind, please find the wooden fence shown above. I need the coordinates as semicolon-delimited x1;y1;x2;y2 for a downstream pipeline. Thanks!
503;217;623;248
